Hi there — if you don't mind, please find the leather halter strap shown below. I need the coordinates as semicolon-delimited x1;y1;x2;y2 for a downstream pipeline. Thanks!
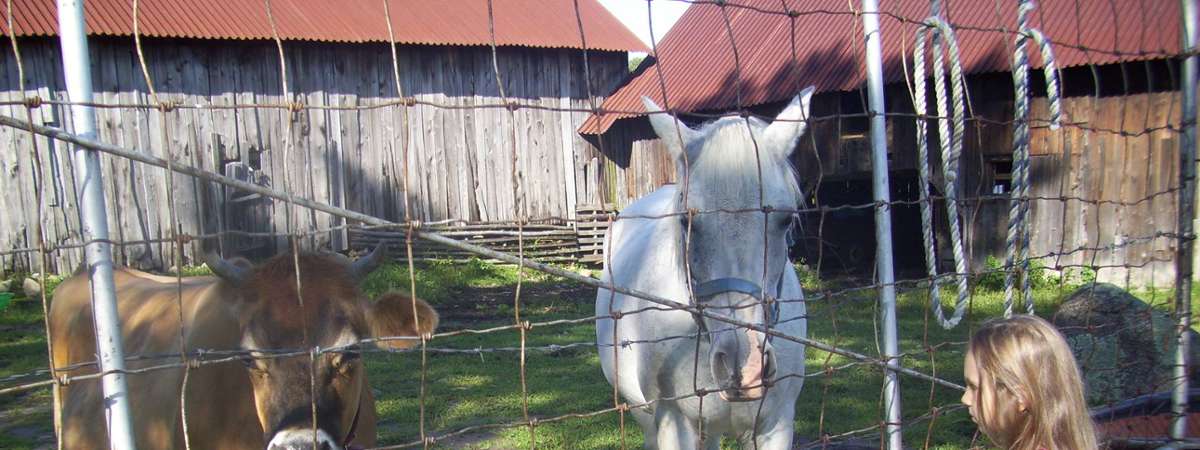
693;277;764;299
342;398;363;449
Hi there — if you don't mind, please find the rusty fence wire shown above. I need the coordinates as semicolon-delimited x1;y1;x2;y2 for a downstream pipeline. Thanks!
0;0;1197;449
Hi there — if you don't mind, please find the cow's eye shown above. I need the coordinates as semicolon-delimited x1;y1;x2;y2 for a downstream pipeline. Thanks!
334;351;360;373
241;357;268;376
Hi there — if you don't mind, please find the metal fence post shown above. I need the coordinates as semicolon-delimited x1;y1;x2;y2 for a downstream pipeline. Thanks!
861;1;903;449
56;0;138;448
1173;0;1197;444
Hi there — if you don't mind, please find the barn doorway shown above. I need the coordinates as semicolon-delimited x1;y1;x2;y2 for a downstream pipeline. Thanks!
794;171;926;279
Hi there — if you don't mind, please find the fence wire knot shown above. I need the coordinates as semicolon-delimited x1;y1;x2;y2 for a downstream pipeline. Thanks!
22;95;43;109
156;100;178;112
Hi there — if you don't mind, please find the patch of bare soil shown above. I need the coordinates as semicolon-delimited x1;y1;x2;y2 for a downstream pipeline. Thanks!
433;283;595;328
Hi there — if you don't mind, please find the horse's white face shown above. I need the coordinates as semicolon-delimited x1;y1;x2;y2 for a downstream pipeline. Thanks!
643;87;814;401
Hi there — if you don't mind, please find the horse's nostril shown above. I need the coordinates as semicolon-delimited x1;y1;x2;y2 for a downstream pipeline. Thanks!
319;442;333;450
764;351;777;380
713;352;729;374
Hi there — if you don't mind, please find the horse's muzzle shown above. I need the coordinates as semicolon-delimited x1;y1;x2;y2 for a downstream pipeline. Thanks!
712;331;777;402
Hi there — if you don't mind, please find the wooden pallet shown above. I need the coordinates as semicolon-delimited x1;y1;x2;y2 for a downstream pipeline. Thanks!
573;204;617;265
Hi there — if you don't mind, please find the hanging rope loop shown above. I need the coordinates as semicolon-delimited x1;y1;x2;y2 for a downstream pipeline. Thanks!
1004;0;1062;317
913;12;970;329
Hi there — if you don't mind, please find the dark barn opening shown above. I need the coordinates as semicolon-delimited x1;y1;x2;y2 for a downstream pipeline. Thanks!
795;172;927;279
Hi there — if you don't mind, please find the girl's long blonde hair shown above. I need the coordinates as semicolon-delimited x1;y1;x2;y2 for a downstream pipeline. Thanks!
969;315;1099;450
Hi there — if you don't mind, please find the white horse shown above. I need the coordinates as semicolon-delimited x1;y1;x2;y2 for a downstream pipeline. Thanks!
596;86;814;450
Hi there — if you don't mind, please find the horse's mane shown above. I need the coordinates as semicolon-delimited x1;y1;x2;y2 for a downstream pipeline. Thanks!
686;117;804;207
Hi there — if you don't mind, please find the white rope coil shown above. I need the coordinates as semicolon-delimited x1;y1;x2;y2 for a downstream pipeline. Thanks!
1004;0;1062;317
913;15;970;329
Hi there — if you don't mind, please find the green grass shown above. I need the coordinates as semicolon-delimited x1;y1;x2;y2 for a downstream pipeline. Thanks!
1;261;1196;449
0;274;58;450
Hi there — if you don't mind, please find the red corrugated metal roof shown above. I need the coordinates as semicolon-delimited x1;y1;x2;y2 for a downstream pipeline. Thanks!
0;0;647;52
579;0;1183;134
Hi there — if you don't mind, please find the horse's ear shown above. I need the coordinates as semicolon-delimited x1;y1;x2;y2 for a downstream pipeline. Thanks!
643;96;696;166
763;86;815;157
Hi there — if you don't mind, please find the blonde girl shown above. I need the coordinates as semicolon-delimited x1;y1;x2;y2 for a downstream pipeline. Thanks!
962;314;1099;450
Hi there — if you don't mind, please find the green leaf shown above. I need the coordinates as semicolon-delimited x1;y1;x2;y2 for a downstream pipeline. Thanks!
0;292;12;311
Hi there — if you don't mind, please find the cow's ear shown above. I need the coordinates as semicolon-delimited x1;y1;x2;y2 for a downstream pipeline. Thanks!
367;292;438;350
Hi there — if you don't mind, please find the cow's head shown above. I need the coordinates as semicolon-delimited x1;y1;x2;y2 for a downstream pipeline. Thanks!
206;246;438;450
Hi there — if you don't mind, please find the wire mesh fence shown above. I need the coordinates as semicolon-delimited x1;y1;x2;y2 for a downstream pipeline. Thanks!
0;0;1196;449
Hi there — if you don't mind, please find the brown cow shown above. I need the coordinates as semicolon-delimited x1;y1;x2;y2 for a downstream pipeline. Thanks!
49;247;437;450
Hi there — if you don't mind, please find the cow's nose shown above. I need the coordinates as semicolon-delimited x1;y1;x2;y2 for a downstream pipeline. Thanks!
267;428;339;450
268;444;331;450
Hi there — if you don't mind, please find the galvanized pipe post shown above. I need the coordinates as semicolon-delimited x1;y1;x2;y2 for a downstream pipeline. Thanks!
56;0;138;448
861;1;903;449
1173;0;1197;444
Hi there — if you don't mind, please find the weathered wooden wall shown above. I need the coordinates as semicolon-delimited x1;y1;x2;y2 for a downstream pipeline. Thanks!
985;92;1185;287
599;84;1191;287
0;37;629;273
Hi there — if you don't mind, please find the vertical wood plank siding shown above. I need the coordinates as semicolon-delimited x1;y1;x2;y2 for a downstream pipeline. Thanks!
0;37;642;273
787;89;1188;287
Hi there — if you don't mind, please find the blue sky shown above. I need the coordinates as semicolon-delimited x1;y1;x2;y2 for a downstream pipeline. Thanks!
597;0;690;54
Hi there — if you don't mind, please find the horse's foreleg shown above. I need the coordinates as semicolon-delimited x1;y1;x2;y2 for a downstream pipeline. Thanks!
654;404;701;450
742;410;795;450
626;405;658;450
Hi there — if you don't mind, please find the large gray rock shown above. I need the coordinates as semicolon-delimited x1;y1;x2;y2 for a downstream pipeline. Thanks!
21;278;42;299
1052;283;1199;405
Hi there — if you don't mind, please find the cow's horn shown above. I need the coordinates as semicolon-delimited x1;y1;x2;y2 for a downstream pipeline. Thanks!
350;243;387;281
204;251;251;285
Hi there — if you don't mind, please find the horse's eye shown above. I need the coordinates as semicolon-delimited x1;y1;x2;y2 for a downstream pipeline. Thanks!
680;214;699;232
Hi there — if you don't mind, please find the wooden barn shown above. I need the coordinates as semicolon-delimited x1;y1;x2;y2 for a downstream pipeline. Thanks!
580;0;1190;286
0;0;647;272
